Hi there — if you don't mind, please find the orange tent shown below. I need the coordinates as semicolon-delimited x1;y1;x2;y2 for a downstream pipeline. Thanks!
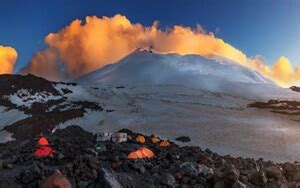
135;135;146;144
38;137;49;146
151;137;160;144
128;147;154;159
159;140;170;147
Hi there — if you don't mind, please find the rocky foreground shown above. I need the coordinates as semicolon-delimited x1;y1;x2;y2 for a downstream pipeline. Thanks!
1;126;300;188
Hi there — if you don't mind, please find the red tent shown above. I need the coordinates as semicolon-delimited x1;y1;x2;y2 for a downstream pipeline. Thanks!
34;146;53;157
34;135;53;157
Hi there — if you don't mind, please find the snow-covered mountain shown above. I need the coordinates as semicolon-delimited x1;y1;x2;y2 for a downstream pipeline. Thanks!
77;50;275;93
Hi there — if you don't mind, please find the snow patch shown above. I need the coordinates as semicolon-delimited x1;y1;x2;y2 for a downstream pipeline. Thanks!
57;109;105;133
54;84;99;102
0;130;16;143
0;106;30;130
5;89;61;108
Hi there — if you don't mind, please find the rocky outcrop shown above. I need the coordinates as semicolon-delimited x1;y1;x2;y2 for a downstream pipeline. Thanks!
248;99;300;115
0;74;103;141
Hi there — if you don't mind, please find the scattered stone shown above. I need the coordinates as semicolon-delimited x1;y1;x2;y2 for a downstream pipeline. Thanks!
0;178;22;188
57;152;64;160
106;109;115;113
290;86;300;92
197;153;210;164
98;168;122;188
214;180;225;188
132;159;146;174
161;173;176;186
180;162;199;177
265;166;283;180
249;99;300;115
213;169;224;183
225;166;240;184
264;180;287;188
250;170;267;186
175;136;191;142
283;163;298;180
111;161;122;170
175;172;184;181
77;181;89;188
232;180;246;188
198;164;214;177
194;184;205;188
3;163;14;169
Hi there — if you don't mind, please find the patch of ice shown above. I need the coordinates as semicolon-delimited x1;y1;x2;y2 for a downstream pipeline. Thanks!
46;101;74;112
57;109;105;133
54;84;99;102
0;106;30;130
0;130;16;143
5;89;61;108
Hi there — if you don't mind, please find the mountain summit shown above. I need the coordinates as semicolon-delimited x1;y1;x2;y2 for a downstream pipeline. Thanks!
77;50;274;92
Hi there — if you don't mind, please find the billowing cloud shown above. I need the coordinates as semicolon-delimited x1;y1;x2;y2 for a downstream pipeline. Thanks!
25;49;63;81
21;14;298;86
272;56;293;86
0;46;18;74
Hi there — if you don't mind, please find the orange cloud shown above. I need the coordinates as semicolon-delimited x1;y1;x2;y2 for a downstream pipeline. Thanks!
0;46;18;74
272;56;292;86
24;49;64;81
21;14;298;86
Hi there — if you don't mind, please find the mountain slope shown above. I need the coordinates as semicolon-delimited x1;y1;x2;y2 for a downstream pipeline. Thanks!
77;50;274;90
0;74;104;143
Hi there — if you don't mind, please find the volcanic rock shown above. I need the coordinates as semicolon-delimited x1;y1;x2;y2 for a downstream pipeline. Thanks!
98;168;122;188
175;136;191;142
1;126;300;187
161;173;176;186
232;180;247;188
225;166;240;184
180;162;199;177
265;165;283;180
250;170;267;186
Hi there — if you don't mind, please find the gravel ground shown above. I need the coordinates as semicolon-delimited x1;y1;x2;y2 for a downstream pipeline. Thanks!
1;126;300;187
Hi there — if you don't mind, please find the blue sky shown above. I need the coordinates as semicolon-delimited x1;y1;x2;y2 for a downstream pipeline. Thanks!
0;0;300;72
